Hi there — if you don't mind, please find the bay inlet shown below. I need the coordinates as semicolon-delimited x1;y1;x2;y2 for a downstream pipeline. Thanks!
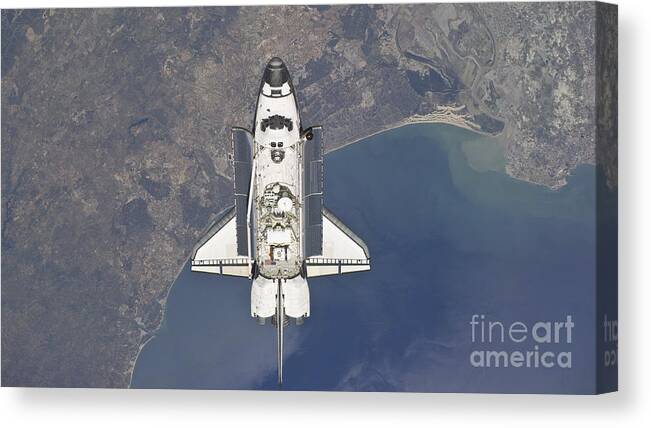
131;123;602;393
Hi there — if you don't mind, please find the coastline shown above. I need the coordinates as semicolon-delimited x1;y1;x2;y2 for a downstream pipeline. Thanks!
127;202;240;388
125;113;495;388
329;106;497;154
127;251;197;388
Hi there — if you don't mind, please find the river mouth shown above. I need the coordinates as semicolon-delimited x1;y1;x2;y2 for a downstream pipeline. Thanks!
131;122;606;393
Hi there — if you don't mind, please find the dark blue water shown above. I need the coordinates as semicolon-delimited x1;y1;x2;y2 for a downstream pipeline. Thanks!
132;123;604;393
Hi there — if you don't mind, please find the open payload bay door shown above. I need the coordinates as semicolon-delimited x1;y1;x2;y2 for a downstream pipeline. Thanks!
304;208;370;278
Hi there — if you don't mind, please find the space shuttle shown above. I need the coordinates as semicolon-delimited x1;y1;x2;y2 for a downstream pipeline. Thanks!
190;57;370;384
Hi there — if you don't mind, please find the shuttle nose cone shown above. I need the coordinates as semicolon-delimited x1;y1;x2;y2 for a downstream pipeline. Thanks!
268;57;284;68
263;57;290;87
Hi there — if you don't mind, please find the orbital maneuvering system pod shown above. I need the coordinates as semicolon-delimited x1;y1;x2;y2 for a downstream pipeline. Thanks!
191;57;370;384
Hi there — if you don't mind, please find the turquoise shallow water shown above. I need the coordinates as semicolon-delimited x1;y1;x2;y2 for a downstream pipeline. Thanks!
132;123;608;393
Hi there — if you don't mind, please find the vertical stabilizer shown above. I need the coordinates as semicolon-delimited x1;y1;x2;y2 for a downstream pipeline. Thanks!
276;279;284;384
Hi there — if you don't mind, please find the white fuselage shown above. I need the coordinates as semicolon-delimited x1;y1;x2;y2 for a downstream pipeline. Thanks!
191;58;370;383
252;80;303;280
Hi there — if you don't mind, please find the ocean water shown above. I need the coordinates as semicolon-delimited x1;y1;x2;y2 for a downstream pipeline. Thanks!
131;123;604;393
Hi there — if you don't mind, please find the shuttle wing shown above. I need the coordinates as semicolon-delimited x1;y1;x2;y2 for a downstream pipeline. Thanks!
191;127;255;278
305;208;370;278
191;207;251;277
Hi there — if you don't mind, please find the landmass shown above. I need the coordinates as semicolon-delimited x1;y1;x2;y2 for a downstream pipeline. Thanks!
1;3;611;387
